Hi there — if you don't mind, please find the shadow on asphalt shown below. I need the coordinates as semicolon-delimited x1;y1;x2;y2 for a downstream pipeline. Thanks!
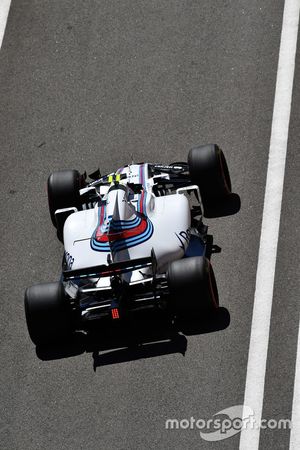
204;193;241;218
36;307;230;370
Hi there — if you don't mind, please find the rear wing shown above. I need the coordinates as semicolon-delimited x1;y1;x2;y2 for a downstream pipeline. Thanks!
63;253;156;282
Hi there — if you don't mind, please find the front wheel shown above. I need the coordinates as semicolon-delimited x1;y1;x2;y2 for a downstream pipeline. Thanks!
47;169;83;240
188;144;239;217
24;282;73;346
167;256;219;319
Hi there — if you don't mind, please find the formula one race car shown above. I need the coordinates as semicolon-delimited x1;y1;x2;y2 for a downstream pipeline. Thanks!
24;144;240;346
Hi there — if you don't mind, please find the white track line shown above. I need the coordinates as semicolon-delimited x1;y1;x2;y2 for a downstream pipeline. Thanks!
0;0;11;49
290;322;300;449
239;0;300;449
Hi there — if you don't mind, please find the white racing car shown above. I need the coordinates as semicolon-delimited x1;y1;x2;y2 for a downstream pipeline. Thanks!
24;144;240;346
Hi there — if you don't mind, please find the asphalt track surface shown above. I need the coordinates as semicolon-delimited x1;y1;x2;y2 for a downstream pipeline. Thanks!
0;1;299;449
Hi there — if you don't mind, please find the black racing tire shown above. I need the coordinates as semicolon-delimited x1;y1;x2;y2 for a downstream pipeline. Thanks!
24;282;73;346
47;169;82;228
188;144;232;215
167;256;219;318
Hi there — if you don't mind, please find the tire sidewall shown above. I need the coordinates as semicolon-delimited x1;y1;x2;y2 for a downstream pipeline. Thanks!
188;144;232;201
167;256;219;316
25;282;72;346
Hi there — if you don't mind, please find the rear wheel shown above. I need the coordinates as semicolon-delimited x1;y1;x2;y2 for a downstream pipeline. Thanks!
47;170;83;239
24;282;73;346
188;144;234;217
167;256;219;318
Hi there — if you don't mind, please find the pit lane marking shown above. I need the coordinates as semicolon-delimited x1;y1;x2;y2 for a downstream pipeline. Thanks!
239;0;300;449
0;0;11;49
